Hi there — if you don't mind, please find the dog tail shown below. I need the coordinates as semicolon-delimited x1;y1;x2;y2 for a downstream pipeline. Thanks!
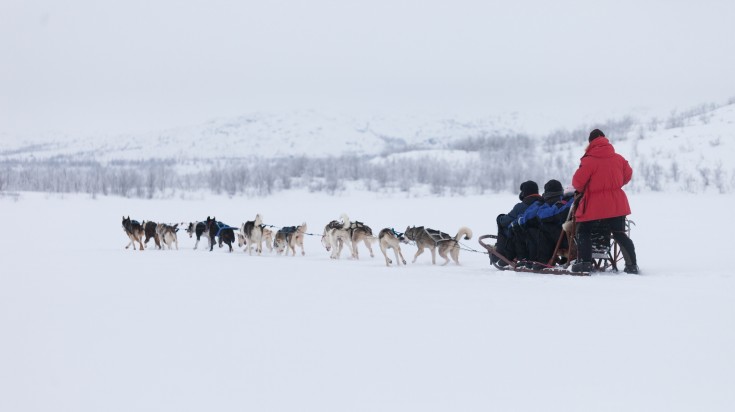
340;213;350;229
455;226;473;241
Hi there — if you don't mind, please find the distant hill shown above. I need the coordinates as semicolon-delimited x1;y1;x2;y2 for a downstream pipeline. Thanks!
1;102;733;196
0;111;524;161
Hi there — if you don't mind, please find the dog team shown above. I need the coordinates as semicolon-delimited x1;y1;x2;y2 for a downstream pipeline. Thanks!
122;214;473;266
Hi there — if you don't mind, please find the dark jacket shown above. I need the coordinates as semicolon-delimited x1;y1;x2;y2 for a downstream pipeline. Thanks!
572;137;632;222
498;194;543;235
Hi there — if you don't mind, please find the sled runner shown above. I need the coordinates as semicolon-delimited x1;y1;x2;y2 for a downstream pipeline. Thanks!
478;234;589;276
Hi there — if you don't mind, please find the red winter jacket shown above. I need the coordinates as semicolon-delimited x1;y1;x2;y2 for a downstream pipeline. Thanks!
572;137;632;222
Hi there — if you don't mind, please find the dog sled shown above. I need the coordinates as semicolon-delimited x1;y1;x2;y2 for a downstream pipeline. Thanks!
478;195;633;276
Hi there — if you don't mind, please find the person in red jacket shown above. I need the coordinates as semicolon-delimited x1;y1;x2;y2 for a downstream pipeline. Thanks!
571;129;638;274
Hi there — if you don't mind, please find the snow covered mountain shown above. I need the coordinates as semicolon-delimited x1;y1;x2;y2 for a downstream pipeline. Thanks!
0;111;526;161
1;102;733;194
0;104;732;162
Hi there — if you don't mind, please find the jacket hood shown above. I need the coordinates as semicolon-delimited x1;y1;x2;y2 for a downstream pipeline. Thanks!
582;136;616;159
522;193;543;205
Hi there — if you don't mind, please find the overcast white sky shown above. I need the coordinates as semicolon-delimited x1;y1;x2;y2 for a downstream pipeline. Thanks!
1;0;734;136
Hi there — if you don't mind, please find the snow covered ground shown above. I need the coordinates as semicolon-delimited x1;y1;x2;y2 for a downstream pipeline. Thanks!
1;190;733;412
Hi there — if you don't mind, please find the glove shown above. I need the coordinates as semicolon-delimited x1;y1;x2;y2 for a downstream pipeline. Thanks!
511;218;524;234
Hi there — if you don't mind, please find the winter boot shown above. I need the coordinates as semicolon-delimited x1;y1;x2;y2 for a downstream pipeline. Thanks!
489;253;498;265
624;264;639;274
532;262;548;271
571;261;592;273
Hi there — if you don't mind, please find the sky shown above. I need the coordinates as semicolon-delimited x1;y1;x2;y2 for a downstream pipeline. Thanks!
1;0;734;136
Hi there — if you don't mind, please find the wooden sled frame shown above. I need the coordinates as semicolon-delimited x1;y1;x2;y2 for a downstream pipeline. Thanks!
478;234;590;276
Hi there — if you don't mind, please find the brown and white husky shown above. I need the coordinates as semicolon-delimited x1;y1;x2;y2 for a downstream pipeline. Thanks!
378;228;408;267
261;228;274;253
274;223;307;256
122;216;145;251
141;221;162;249
404;226;473;265
345;216;376;259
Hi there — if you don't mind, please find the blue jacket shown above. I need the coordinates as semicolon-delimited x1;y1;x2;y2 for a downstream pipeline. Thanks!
518;200;544;227
537;195;573;224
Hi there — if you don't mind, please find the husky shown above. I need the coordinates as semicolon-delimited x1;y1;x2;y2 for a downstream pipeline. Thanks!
262;227;274;253
205;216;235;252
156;223;180;250
186;221;210;250
241;225;274;253
238;214;264;255
404;226;473;265
378;228;408;267
346;217;376;259
122;216;144;251
141;221;162;249
321;215;351;259
274;223;307;256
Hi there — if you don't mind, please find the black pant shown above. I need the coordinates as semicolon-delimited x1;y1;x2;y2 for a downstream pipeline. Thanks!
495;222;516;261
496;221;540;263
576;216;636;266
538;224;566;265
513;226;539;262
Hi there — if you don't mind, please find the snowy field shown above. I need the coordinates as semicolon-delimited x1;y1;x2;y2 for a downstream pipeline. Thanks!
1;190;733;412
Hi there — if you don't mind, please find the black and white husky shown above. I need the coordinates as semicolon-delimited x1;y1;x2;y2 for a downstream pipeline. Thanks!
186;221;210;250
122;216;144;251
321;214;352;259
321;214;375;259
206;216;235;252
237;214;264;255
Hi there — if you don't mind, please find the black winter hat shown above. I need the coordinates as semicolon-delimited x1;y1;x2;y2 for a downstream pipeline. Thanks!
519;180;539;200
542;179;564;199
589;129;605;142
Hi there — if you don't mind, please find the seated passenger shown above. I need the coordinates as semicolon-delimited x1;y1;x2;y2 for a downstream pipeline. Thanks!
493;180;543;266
510;190;547;267
533;179;574;268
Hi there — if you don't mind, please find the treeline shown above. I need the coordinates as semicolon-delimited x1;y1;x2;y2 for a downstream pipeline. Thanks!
0;134;555;197
1;130;732;197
